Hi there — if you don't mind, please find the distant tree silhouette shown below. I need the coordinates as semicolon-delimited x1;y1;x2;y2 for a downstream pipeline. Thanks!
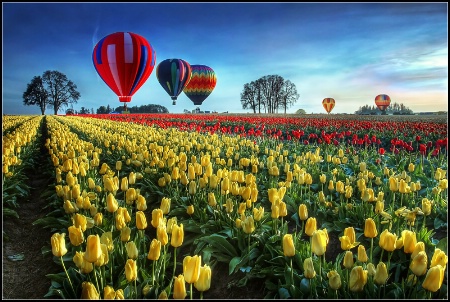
41;70;81;114
240;75;300;114
355;102;413;115
23;76;49;115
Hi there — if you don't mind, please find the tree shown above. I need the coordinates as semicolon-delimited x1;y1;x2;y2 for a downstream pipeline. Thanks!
23;76;49;115
279;80;299;114
295;109;306;114
41;70;81;114
240;75;300;114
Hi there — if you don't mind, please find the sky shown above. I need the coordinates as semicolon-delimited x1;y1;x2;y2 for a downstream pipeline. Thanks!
2;2;448;115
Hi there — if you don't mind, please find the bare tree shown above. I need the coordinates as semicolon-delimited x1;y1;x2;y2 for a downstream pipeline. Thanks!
42;70;81;114
279;80;299;114
23;76;49;115
240;81;260;113
240;75;299;114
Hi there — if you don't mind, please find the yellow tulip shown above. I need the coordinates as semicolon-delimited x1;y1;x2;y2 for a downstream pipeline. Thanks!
366;263;376;277
421;198;432;216
103;285;116;299
242;216;255;234
430;248;448;269
363;218;377;238
171;223;184;248
327;270;342;290
73;213;87;232
187;205;195;215
94;212;103;226
305;217;317;237
81;281;100;299
173;274;187;299
303;257;316;279
319;174;326;184
282;234;296;257
151;208;164;228
410;251;428;276
379;229;397;252
328;180;334;191
349;266;368;292
115;289;124;299
194;264;212;292
106;193;118;213
298;204;308;221
411;241;425;260
136;211;147;230
389;176;398;192
84;234;102;263
311;229;328;256
120;226;131;242
374;262;388;285
51;233;68;257
375;200;384;214
343;251;354;269
136;194;148;211
148;239;162;261
68;225;84;247
157;224;169;246
100;231;114;252
253;206;264;221
268;188;279;204
401;230;417;254
208;192;217;207
95;244;109;267
126;241;138;260
422;265;445;292
120;177;128;191
357;245;368;263
125;259;137;282
183;255;201;284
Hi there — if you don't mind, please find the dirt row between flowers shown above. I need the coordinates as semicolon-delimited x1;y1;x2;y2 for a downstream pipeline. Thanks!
2;121;60;299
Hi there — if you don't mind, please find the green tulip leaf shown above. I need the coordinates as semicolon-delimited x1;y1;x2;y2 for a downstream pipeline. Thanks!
436;237;447;254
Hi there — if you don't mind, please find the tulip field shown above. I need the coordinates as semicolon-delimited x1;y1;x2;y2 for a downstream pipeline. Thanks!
2;113;448;299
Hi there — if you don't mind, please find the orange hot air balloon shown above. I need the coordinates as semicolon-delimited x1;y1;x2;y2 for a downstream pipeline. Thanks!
375;94;391;113
322;98;335;114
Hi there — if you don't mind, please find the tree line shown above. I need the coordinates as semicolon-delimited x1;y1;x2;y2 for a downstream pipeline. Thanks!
354;102;414;115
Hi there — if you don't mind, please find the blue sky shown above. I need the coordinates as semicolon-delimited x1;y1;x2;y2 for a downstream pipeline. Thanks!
2;2;448;115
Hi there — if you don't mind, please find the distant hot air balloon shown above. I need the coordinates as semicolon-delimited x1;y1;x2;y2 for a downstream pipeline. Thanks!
156;59;192;105
183;65;217;106
92;31;156;112
375;94;391;114
322;98;335;114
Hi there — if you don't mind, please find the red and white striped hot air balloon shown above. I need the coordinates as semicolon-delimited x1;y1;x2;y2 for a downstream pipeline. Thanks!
322;98;335;114
92;32;156;111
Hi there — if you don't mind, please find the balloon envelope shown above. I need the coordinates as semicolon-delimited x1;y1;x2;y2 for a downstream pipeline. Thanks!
183;65;217;106
375;94;391;111
156;58;192;105
92;32;156;103
322;98;335;114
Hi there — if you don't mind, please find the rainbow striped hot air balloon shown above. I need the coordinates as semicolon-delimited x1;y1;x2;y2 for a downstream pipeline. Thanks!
375;94;391;113
183;65;217;106
322;98;335;114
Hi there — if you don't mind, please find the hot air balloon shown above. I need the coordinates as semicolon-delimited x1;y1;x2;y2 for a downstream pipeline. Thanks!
183;65;217;106
322;98;335;114
92;32;156;112
375;94;391;114
156;59;192;105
